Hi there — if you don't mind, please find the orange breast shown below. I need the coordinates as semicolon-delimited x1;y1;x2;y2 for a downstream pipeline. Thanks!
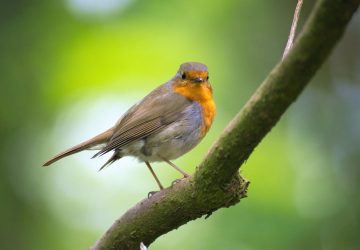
172;81;216;137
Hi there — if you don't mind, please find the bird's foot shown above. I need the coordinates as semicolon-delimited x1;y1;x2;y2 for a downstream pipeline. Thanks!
171;174;190;187
147;191;159;198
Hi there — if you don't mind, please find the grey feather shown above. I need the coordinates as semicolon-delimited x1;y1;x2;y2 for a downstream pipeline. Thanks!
93;84;192;158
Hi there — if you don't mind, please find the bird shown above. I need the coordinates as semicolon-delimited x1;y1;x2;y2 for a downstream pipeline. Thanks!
43;62;216;190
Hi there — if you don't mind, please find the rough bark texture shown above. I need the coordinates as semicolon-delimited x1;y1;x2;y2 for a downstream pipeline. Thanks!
92;0;359;249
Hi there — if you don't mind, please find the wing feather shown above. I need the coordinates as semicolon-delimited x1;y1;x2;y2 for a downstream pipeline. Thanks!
93;84;191;157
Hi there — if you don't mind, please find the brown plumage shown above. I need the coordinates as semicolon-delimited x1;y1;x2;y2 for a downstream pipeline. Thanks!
43;128;113;166
43;62;215;190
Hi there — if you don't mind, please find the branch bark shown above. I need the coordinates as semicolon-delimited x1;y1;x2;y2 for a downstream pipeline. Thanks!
92;0;359;249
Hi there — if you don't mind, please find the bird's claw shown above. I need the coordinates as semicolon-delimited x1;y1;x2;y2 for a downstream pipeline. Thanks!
147;191;158;198
171;174;190;187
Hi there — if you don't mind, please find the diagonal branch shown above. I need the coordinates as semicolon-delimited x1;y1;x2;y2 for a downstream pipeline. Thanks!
92;0;359;249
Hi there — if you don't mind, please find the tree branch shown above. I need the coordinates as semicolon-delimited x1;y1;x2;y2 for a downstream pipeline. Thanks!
92;0;359;249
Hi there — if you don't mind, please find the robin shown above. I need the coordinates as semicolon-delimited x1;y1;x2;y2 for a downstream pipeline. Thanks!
43;62;216;190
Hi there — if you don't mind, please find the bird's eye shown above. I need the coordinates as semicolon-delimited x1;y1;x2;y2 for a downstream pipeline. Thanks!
206;76;209;80
181;73;186;79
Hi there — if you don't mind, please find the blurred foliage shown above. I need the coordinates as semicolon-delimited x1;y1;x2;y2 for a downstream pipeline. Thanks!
0;0;359;249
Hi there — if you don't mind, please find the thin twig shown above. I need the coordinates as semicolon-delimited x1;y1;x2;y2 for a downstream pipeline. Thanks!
140;242;147;250
283;0;304;59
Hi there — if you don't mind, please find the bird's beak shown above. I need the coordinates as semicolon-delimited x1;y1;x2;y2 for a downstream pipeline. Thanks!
193;77;204;83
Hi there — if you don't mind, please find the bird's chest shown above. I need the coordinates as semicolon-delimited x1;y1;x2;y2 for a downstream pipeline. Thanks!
172;83;216;137
198;98;216;137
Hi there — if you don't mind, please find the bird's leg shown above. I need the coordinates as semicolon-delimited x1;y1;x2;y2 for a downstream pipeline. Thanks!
158;156;190;178
145;161;164;191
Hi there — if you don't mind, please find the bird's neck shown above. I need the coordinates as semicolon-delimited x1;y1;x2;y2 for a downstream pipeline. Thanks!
172;82;216;136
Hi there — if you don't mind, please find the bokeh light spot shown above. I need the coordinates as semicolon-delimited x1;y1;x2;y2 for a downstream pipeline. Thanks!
66;0;133;17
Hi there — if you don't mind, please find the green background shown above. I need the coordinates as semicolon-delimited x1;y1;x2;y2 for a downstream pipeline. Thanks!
1;0;359;249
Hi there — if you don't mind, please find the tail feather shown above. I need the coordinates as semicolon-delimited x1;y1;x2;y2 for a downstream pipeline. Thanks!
98;152;121;171
43;128;113;166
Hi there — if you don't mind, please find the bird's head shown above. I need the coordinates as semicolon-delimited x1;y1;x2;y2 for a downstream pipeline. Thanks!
175;62;209;84
172;62;213;103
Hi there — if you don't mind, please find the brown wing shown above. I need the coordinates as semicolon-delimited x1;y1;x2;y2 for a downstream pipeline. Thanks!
93;84;191;157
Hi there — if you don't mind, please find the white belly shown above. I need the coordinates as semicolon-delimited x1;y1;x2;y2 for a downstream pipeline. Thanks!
120;120;203;162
